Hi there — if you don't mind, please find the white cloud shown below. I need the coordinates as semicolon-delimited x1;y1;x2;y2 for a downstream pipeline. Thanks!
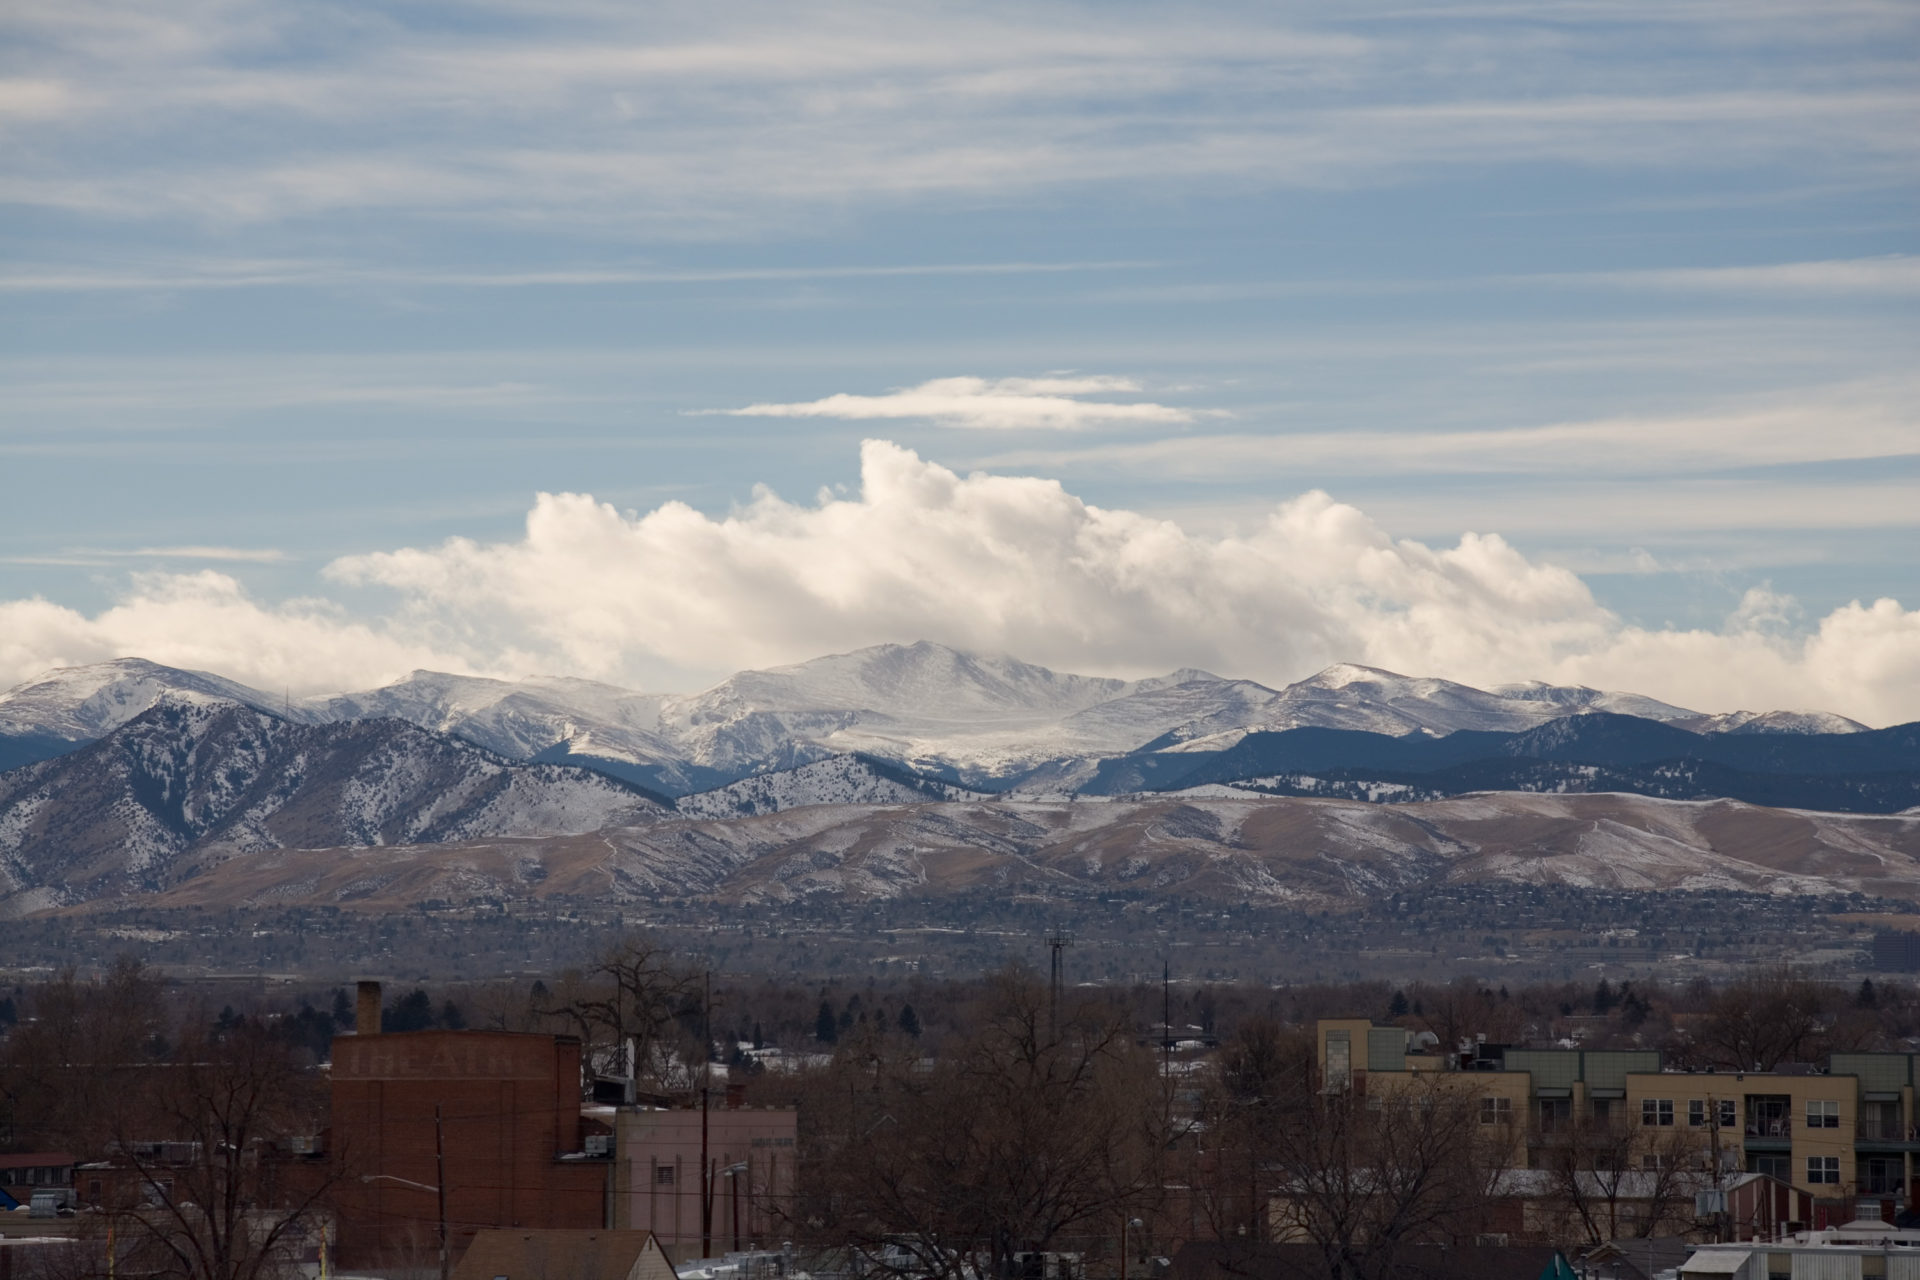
715;376;1209;431
979;382;1920;475
1568;255;1920;296
4;3;1914;230
110;546;288;563
0;571;474;698
5;442;1916;724
0;257;1150;293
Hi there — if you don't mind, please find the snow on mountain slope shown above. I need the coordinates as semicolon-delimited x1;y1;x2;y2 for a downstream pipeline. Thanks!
632;644;1272;781
0;696;669;908
123;790;1920;913
678;641;1129;720
1680;709;1869;735
0;657;299;740
1488;677;1696;723
1155;665;1706;751
314;670;716;789
0;648;1869;800
1255;664;1697;737
674;754;992;819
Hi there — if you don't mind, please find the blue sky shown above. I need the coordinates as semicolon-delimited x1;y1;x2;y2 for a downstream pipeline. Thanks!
3;1;1917;718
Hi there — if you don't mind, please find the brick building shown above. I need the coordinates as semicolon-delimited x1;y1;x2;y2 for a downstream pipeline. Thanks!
329;985;610;1270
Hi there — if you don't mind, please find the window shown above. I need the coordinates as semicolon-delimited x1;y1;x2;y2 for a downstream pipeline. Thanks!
1591;1098;1612;1122
1863;1157;1904;1195
1807;1156;1841;1185
1807;1099;1840;1129
1693;1098;1737;1127
1539;1098;1572;1132
1481;1096;1512;1125
1642;1098;1674;1127
1748;1154;1791;1180
655;1166;676;1186
1641;1153;1670;1171
1325;1031;1351;1092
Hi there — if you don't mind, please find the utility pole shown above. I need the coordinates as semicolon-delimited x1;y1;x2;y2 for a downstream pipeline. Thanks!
1047;931;1073;1038
701;968;713;1259
1162;960;1172;1073
435;1104;449;1280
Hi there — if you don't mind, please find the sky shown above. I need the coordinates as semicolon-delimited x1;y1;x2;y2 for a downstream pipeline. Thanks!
2;0;1918;722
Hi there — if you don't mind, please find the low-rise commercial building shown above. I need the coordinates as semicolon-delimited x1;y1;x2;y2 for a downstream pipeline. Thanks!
611;1102;797;1258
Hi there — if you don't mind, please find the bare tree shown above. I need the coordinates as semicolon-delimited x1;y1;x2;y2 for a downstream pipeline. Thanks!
1540;1112;1711;1245
98;1023;344;1280
539;935;703;1093
1696;967;1825;1070
1265;1075;1501;1280
803;969;1169;1279
0;959;168;1154
1192;1017;1314;1250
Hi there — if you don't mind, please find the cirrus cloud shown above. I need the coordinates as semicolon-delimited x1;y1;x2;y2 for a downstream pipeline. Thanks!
713;375;1212;431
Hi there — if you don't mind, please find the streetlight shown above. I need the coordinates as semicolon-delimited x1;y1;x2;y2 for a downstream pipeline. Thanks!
360;1174;447;1280
361;1103;448;1280
1120;1217;1144;1280
718;1163;749;1254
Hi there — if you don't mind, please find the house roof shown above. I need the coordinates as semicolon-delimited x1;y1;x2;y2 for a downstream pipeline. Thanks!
0;1154;74;1171
449;1229;668;1280
1583;1236;1694;1280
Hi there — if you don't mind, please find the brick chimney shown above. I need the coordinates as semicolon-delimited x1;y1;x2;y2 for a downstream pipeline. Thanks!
356;980;382;1035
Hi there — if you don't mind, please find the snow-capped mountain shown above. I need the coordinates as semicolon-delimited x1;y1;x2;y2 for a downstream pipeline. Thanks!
303;643;1279;788
674;754;991;820
0;696;669;911
1678;709;1869;735
314;671;714;794
0;657;300;739
1175;664;1698;747
0;645;1872;802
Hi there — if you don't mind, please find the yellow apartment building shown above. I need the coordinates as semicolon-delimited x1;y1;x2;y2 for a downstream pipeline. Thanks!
1318;1021;1918;1209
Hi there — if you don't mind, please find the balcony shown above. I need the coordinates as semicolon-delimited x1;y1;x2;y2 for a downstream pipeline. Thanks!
1744;1118;1792;1150
1857;1117;1919;1146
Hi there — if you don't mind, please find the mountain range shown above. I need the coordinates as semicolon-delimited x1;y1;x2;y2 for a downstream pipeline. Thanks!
0;644;1870;791
0;643;1908;914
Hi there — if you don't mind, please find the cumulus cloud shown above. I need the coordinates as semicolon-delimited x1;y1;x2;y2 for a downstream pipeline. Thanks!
4;443;1917;724
0;571;475;697
714;375;1208;431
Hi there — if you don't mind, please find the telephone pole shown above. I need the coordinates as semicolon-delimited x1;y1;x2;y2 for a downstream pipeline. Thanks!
701;968;713;1259
435;1104;448;1280
1047;931;1073;1038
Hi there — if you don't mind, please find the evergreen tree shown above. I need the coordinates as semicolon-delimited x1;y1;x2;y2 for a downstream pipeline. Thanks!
1593;979;1615;1014
1387;991;1409;1018
898;1004;921;1037
1859;979;1879;1009
440;1000;467;1030
330;988;353;1031
751;1021;764;1051
815;1000;839;1044
382;988;435;1033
